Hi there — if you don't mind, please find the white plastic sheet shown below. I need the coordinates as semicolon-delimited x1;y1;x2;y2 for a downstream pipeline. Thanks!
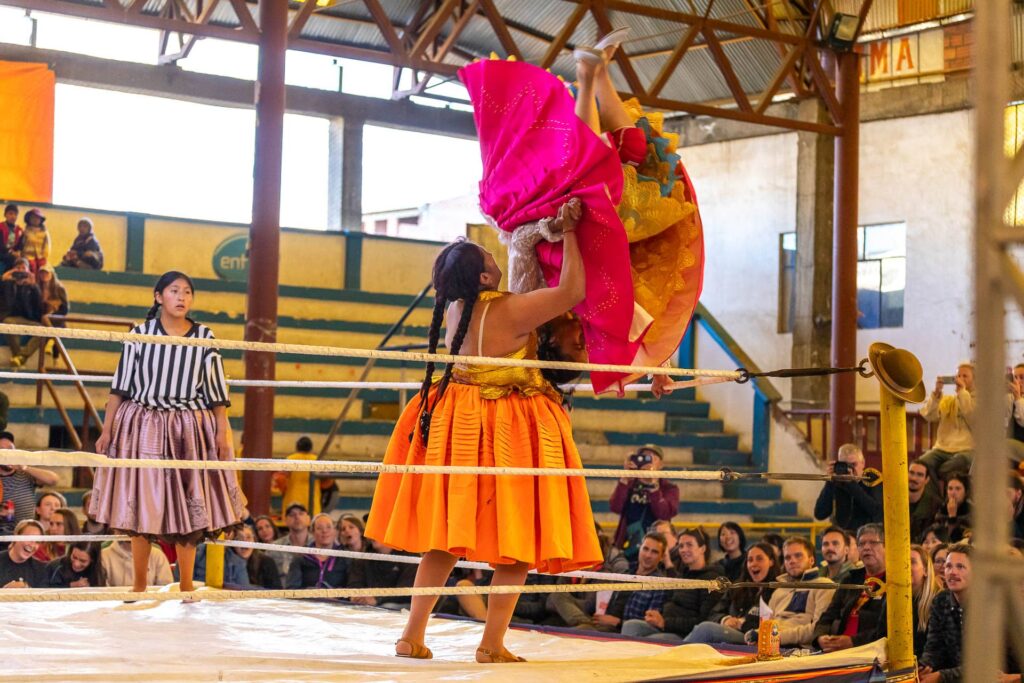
0;589;887;682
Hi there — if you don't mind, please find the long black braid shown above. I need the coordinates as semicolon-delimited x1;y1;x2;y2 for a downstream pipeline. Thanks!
411;239;486;445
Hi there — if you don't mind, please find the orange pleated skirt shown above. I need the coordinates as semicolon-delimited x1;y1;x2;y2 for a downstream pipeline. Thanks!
365;382;603;573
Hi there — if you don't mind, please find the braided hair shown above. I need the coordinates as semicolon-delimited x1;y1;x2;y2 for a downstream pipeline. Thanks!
412;239;485;445
147;270;195;320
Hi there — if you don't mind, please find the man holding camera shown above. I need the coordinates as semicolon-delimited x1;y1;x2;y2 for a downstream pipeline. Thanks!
813;444;884;533
609;445;679;559
919;363;975;481
0;258;44;368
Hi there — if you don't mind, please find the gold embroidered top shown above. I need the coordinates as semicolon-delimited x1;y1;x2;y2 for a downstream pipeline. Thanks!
451;290;561;402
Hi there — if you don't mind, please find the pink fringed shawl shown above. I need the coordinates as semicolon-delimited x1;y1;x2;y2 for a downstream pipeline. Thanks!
459;59;644;393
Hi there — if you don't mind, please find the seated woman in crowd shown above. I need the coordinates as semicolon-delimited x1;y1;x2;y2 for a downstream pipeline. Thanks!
233;525;281;589
33;506;78;562
45;541;105;588
348;537;417;610
929;543;950;590
910;544;942;658
714;522;747;582
338;513;369;553
286;513;348;590
253;515;279;544
60;217;104;270
935;474;972;534
685;541;779;645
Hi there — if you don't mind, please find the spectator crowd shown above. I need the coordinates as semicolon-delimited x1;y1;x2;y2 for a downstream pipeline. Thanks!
1;204;104;369
0;361;1022;682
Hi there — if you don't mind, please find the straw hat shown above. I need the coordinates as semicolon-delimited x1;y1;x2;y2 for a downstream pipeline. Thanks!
867;342;926;403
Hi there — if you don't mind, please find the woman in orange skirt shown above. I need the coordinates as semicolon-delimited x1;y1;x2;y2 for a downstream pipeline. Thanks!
365;198;603;663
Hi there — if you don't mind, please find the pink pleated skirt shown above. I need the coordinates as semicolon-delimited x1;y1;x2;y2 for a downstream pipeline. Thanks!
88;400;247;544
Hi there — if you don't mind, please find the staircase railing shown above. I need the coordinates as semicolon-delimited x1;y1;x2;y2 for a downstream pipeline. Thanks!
679;303;783;469
33;313;136;452
783;408;936;463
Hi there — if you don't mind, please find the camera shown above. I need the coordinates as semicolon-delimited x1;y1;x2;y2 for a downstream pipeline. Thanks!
833;461;851;476
11;271;28;282
938;375;956;384
629;451;653;469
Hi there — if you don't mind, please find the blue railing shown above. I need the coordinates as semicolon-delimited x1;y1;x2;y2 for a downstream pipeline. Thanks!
677;304;783;470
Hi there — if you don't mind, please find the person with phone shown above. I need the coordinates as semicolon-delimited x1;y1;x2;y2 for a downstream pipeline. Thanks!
919;362;976;482
608;444;680;560
813;444;884;532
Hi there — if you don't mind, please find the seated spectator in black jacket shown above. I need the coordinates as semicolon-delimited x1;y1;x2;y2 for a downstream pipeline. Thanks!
348;537;416;610
813;523;888;652
713;521;747;582
686;541;779;644
544;525;630;628
586;532;670;633
0;259;44;368
934;474;971;534
232;525;281;589
621;527;723;642
814;444;884;532
44;541;105;588
0;519;50;587
60;218;104;270
909;460;943;542
919;543;1020;683
1010;474;1024;540
285;513;348;589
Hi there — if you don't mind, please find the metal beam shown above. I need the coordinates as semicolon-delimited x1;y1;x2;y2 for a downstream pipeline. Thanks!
0;43;477;138
242;0;287;516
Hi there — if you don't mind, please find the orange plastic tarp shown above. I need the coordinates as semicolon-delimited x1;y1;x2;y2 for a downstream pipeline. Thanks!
0;61;55;203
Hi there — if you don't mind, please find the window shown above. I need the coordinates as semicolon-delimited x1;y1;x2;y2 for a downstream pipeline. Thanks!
777;222;905;333
778;233;797;333
857;223;906;329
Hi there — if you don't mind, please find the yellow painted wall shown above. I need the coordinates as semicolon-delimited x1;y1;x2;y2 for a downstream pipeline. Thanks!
361;236;441;294
16;205;127;271
142;219;346;289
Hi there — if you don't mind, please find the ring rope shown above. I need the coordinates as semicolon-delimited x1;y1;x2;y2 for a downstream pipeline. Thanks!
0;579;726;603
0;371;657;394
0;448;866;483
0;323;740;379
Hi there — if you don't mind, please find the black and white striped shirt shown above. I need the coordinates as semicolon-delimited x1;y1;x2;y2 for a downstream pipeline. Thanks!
110;318;231;410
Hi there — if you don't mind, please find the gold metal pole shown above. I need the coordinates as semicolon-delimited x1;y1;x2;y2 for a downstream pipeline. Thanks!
877;383;914;671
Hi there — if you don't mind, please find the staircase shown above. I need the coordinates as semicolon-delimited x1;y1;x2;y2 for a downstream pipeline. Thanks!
4;267;809;530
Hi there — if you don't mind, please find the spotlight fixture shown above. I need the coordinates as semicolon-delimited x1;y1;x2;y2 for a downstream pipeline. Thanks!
827;13;860;51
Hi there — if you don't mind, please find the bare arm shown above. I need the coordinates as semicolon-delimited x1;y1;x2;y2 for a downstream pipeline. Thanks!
23;466;58;486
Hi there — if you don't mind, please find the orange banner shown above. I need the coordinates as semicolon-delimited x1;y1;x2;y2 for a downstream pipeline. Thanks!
0;61;55;203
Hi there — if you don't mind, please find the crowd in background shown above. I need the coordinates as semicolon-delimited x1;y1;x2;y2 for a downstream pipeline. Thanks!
1;204;104;369
1;357;1023;681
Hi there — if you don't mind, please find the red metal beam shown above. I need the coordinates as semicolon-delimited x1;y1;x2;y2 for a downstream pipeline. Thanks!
242;0;287;515
409;0;461;60
702;26;752;112
480;0;523;60
649;22;701;98
540;1;588;69
829;49;860;456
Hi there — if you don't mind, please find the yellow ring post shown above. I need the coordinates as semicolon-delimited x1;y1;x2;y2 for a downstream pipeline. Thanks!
877;383;915;671
205;534;225;589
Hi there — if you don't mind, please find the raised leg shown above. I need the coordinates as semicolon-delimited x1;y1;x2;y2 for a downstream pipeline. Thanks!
396;549;459;656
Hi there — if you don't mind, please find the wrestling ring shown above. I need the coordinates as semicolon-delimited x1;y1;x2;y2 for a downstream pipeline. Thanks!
0;323;917;682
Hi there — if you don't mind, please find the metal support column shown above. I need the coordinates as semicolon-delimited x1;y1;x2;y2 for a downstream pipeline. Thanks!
241;0;287;515
965;2;1024;681
829;50;860;454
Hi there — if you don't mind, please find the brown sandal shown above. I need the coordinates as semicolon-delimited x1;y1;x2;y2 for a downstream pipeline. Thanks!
475;647;526;663
396;639;432;660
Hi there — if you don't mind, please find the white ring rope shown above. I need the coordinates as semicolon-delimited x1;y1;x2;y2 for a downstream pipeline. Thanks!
0;577;725;603
0;371;660;394
0;448;728;480
0;323;741;379
0;535;698;586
